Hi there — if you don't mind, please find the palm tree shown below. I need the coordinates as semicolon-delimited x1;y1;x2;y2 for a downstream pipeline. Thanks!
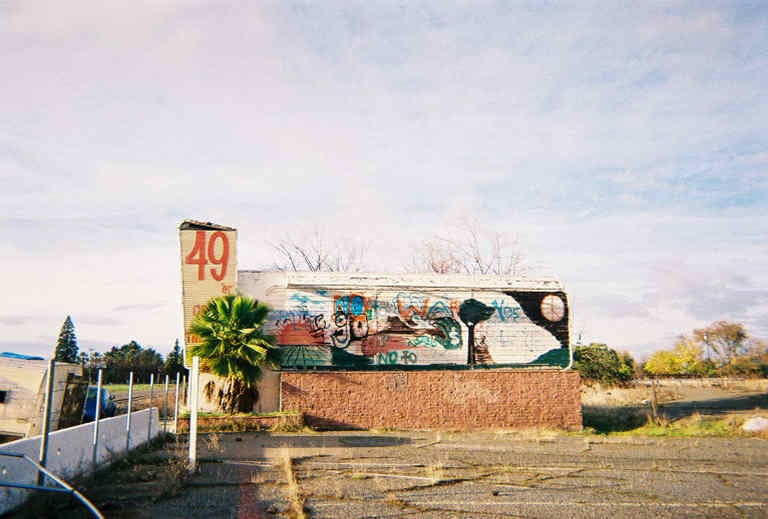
188;294;278;413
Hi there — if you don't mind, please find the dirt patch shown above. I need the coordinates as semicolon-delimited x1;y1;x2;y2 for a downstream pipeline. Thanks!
582;378;768;433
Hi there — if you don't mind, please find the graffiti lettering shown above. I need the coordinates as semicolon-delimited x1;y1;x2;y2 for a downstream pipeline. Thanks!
289;293;325;306
491;299;521;321
271;309;310;322
394;293;459;322
376;350;418;365
330;311;351;348
350;314;369;339
425;300;453;320
408;335;441;348
331;294;370;343
334;294;368;316
394;292;429;321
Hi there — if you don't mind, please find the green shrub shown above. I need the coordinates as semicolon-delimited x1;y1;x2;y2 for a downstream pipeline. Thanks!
573;343;634;386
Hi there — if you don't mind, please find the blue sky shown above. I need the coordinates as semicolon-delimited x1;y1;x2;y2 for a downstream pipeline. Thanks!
1;1;766;360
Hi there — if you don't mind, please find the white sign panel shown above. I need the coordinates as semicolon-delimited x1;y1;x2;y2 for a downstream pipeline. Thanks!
179;222;237;366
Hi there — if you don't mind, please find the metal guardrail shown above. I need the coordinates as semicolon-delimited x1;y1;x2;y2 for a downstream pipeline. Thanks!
0;451;104;519
1;367;183;516
3;366;184;516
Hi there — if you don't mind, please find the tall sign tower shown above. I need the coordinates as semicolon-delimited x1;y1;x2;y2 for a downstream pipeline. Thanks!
179;221;237;366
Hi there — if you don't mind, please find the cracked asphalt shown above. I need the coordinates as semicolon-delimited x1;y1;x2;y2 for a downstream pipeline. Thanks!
107;430;768;519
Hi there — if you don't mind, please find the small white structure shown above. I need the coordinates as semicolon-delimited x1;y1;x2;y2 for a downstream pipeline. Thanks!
742;416;768;433
0;355;81;439
178;222;572;416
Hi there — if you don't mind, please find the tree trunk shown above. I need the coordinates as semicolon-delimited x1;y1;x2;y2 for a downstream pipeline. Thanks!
467;325;475;365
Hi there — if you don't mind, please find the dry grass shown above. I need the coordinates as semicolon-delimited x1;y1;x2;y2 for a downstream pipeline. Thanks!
204;433;222;453
582;378;768;407
425;462;445;483
278;449;306;519
582;384;678;407
618;412;768;438
583;377;768;435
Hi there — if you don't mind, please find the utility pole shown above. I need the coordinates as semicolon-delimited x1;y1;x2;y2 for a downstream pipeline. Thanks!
704;332;710;361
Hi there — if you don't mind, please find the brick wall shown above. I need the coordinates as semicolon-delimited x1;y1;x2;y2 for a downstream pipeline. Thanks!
280;369;582;431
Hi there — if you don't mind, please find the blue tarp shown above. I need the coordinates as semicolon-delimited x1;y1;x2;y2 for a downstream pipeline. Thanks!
0;352;45;360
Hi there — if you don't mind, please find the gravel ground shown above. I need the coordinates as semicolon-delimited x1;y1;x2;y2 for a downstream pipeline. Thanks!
15;430;765;519
8;381;767;519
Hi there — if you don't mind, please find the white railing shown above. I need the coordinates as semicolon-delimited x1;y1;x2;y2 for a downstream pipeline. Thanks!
0;408;161;515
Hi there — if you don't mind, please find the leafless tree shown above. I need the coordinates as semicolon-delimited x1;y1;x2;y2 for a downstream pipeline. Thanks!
270;227;367;272
692;320;749;368
412;218;528;276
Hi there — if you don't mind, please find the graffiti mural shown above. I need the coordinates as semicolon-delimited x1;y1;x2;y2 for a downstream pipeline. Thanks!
263;286;570;369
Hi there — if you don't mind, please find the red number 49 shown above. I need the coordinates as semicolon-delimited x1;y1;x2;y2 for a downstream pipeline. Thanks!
185;231;229;281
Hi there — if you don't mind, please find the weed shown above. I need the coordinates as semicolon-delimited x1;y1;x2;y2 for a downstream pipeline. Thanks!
425;462;445;483
157;437;190;497
268;421;304;433
204;433;222;453
368;426;401;434
384;491;407;508
615;413;747;438
278;449;306;519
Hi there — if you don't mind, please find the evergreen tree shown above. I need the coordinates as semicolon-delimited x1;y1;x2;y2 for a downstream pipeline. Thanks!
163;338;187;378
54;315;79;363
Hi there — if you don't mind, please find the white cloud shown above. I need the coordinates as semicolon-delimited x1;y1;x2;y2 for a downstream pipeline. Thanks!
0;1;766;359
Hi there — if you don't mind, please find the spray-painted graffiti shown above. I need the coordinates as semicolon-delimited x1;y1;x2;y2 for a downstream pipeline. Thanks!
491;299;522;321
330;294;370;346
262;287;569;369
275;314;327;346
376;350;418;365
405;318;461;350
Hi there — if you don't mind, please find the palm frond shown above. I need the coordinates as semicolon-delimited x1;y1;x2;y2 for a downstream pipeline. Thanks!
188;294;278;409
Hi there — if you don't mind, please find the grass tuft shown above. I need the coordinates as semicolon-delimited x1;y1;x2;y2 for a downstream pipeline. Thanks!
614;413;747;438
278;449;307;519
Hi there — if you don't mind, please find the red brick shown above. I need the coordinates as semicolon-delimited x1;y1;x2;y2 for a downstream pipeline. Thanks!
280;370;581;431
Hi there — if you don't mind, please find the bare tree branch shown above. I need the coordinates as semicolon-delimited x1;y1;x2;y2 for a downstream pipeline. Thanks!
270;227;367;272
411;218;529;276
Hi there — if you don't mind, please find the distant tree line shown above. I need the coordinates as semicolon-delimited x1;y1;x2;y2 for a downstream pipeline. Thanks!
573;321;768;385
55;317;187;383
79;338;187;384
643;321;767;377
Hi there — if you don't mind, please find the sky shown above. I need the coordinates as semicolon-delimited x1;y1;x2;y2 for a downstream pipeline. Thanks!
1;1;766;361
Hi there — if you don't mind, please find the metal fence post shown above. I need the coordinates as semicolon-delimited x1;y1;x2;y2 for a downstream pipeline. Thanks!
174;372;180;433
147;373;154;443
188;356;199;473
91;369;103;468
37;359;55;485
125;372;133;452
163;374;169;434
